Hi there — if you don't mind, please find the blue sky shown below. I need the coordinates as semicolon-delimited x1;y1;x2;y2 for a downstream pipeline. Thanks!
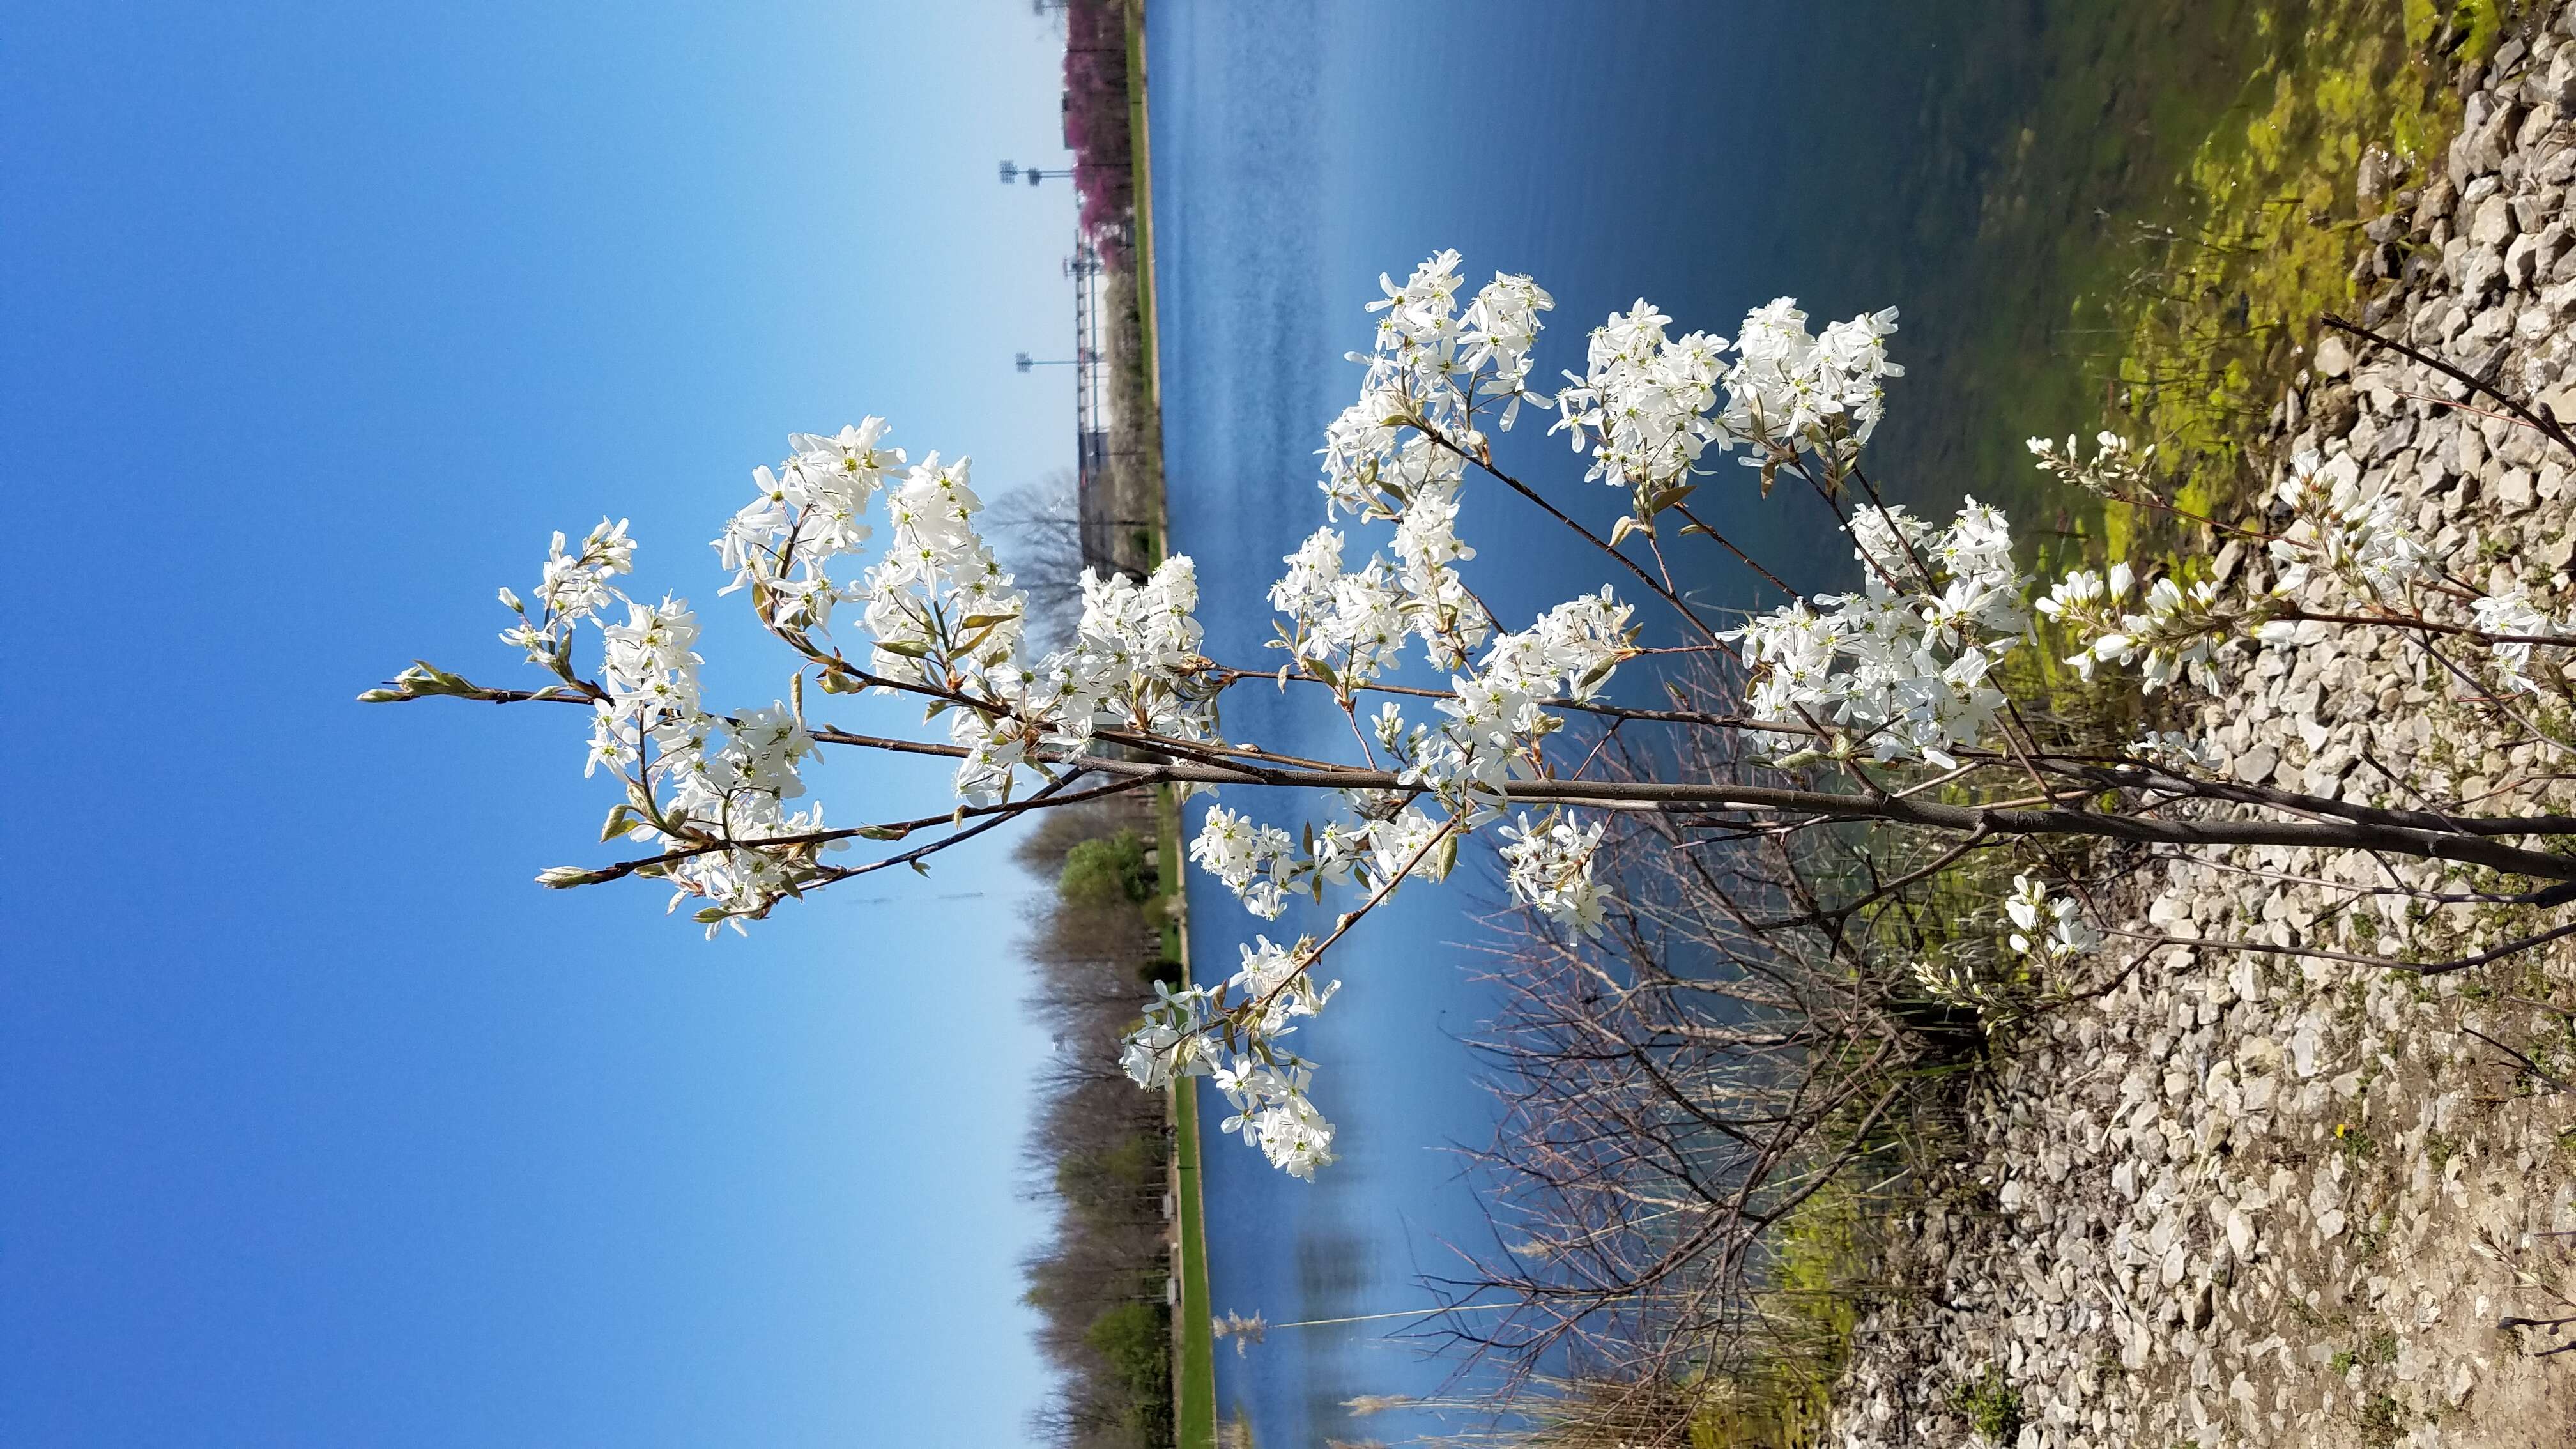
2;3;1080;1443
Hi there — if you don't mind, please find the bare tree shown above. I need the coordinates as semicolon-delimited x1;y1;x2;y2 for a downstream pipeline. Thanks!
989;470;1091;654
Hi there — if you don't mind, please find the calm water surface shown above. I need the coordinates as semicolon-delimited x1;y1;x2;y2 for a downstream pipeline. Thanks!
1146;6;2051;1441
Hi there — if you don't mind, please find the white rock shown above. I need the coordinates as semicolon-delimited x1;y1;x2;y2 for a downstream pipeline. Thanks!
2472;192;2518;247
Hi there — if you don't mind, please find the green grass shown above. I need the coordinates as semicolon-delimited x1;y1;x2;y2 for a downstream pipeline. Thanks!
1124;0;1161;417
1170;1064;1217;1449
1949;1367;2026;1447
1158;782;1216;1449
1813;0;2474;571
1687;1181;1868;1448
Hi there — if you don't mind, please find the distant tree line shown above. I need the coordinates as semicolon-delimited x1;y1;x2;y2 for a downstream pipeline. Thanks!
1014;792;1183;1449
1061;0;1136;270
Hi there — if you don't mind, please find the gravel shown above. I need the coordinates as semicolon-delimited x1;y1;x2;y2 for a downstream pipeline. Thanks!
1827;16;2576;1446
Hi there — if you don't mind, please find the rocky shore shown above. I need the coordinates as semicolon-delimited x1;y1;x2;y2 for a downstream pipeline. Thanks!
1830;12;2576;1447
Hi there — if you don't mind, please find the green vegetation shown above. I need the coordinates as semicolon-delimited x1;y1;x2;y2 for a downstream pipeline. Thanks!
2360;1388;2408;1447
1014;797;1186;1449
1150;771;1217;1449
1827;1;2483;564
1170;1016;1217;1449
1087;1301;1177;1444
1686;1182;1867;1448
1949;1367;2027;1447
1062;829;1154;908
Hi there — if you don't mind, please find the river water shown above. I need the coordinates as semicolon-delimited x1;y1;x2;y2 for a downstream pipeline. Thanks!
1144;5;2053;1441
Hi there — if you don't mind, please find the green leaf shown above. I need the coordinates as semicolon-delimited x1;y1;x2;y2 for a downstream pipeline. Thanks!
600;804;642;841
1645;482;1698;514
874;638;931;659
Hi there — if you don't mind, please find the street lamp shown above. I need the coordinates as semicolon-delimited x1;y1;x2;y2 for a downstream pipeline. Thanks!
1015;351;1094;372
998;160;1073;187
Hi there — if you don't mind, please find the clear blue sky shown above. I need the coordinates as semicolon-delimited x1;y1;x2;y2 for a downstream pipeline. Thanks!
1;3;1081;1443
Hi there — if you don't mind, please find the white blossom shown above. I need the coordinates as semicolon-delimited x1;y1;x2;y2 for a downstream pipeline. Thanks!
1498;812;1607;935
2473;587;2563;695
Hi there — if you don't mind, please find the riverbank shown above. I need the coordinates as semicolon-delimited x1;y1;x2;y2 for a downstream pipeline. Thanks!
1112;3;1213;1445
1823;1;2477;559
1827;12;2576;1445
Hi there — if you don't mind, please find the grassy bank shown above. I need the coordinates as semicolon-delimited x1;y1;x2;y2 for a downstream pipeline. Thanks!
1836;0;2483;563
1116;5;1210;1446
1157;784;1216;1449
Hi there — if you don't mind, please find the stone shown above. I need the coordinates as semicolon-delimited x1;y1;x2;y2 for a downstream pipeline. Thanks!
2508;231;2544;288
2314;334;2352;378
2462;243;2508;296
2234;747;2279;785
2450;102;2515;185
2499;466;2536;510
2357;145;2391;208
2539;50;2576;110
2416;174;2460;234
2471;192;2518;247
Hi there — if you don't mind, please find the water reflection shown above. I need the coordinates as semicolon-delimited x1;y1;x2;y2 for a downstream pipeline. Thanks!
1147;4;2051;1443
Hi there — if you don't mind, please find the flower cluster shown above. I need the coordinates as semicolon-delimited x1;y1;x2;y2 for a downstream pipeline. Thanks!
2037;564;2235;692
2002;873;2100;965
1908;873;2100;1030
966;556;1216;804
716;422;905;632
1190;805;1299;919
1420;588;1637;799
2025;431;2158;502
496;520;843;935
2032;442;2567;705
1730;500;2025;768
1549;295;1903;509
1549;300;1729;493
1497;812;1607;936
2472;586;2564;695
2266;449;2432;600
500;518;635;666
1724;298;1903;460
1314;252;1563;672
1117;935;1341;1179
